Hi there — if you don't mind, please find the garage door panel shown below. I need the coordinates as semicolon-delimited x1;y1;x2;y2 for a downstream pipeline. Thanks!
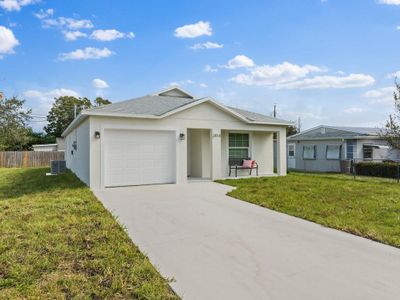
104;130;176;187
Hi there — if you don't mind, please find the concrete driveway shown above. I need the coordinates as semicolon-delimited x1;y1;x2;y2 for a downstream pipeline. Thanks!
95;182;400;300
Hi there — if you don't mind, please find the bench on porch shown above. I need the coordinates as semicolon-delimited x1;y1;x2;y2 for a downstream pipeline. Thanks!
229;158;259;177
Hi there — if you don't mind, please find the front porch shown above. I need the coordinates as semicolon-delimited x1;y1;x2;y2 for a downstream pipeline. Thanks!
185;128;287;182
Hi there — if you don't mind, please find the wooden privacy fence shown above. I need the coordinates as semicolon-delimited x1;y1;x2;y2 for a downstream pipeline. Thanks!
0;151;65;168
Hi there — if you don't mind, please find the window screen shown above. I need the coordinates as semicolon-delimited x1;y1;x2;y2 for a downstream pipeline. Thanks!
346;140;356;159
326;145;341;160
303;145;316;160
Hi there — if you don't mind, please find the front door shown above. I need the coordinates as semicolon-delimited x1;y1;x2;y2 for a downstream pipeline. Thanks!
288;143;296;169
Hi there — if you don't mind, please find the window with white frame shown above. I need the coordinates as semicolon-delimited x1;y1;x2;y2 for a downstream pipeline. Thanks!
229;133;249;160
363;144;373;160
303;145;316;160
326;145;341;160
288;144;295;157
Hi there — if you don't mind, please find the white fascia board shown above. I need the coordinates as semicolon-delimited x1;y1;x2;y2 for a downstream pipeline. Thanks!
61;113;88;137
288;135;382;141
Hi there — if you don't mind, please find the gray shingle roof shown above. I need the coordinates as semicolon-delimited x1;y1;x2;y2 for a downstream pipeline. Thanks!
83;92;291;125
228;106;291;125
85;95;201;116
289;125;382;140
326;126;381;135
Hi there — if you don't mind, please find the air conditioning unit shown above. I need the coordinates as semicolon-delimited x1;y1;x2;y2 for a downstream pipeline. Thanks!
50;160;66;175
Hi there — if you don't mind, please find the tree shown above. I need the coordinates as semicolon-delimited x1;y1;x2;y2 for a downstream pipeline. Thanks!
44;96;112;138
0;96;32;150
287;125;299;137
382;80;400;150
44;96;92;138
27;130;56;147
94;97;111;107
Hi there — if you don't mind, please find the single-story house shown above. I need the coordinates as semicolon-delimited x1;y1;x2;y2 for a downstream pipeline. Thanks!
32;144;58;152
32;138;65;152
287;125;400;172
62;87;292;190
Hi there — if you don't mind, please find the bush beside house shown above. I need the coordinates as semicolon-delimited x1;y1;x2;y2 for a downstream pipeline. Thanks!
355;161;400;179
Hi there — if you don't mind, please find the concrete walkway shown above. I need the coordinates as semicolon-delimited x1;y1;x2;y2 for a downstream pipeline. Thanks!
95;182;400;300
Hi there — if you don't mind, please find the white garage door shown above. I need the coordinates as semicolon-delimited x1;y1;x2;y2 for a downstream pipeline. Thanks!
104;129;176;187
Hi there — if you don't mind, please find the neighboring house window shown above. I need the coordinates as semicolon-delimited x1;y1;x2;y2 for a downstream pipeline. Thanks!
229;133;249;160
346;140;356;159
326;145;341;160
288;144;295;157
363;145;373;160
303;145;316;160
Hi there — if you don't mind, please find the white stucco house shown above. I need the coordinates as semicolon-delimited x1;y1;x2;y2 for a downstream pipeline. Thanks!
62;87;291;190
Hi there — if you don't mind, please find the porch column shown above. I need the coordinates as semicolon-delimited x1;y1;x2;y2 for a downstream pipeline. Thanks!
276;129;287;176
211;128;222;179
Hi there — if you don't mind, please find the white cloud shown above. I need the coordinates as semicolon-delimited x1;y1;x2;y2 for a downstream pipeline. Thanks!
23;88;80;100
58;47;114;61
363;86;395;104
286;110;327;121
167;79;205;88
34;8;54;19
344;107;366;114
277;74;375;89
378;0;400;5
231;61;324;86
23;88;81;126
90;29;135;41
92;78;109;89
190;41;223;50
63;30;87;41
230;59;374;89
0;26;19;58
0;0;38;11
42;17;94;30
388;70;400;78
204;64;218;73
174;21;212;38
223;55;255;69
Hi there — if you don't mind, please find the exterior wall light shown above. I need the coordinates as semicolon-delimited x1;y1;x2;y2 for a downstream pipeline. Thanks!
179;133;185;141
94;131;101;139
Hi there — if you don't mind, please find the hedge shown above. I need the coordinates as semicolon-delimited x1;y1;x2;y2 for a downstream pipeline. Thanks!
354;162;400;179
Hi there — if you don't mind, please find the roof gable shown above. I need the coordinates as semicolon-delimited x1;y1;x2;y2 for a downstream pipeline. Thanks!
155;87;194;99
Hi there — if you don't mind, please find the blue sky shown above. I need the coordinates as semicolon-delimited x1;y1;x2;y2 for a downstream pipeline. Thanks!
1;0;400;131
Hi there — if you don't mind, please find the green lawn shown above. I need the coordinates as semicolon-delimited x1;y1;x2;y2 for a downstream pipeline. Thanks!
0;168;178;300
218;173;400;248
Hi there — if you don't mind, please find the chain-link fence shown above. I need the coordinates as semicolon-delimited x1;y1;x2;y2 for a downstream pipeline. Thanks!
350;159;400;183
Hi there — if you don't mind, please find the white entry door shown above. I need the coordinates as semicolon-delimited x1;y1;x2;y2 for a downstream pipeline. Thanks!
288;143;296;169
104;129;176;187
